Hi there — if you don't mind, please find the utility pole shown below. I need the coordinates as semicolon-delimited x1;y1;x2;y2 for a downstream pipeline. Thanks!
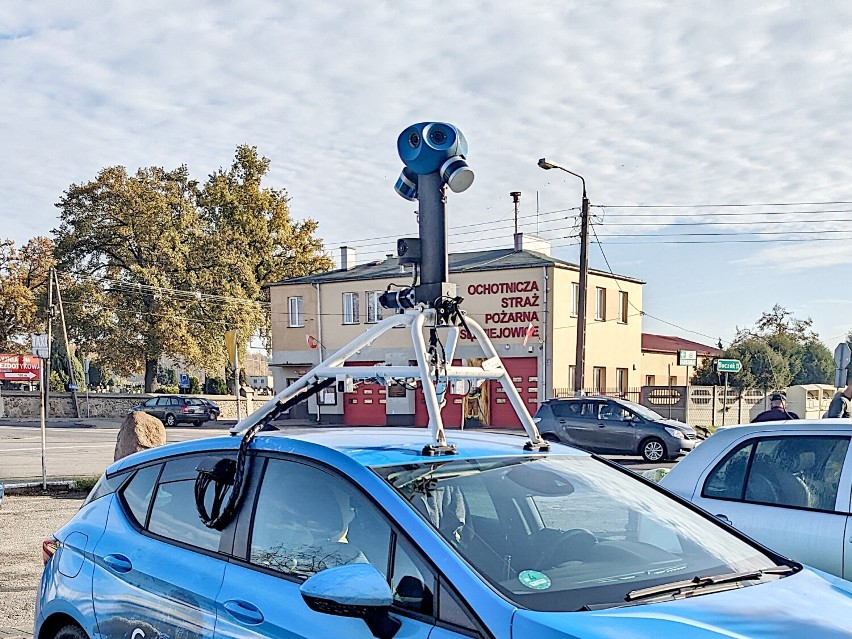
53;269;81;417
538;159;589;396
45;268;54;416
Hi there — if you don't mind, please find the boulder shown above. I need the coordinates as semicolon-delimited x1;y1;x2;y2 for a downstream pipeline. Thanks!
114;411;166;461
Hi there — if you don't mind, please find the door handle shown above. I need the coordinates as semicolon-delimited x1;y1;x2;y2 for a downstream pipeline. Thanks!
223;599;265;625
103;553;133;573
715;514;732;526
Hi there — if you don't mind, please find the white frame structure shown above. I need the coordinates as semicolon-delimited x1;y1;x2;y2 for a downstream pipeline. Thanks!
232;308;546;450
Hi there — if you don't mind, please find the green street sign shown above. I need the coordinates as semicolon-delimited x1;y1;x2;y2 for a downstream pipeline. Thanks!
716;358;742;373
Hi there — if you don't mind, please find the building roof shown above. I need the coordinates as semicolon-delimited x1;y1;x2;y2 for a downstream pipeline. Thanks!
642;333;723;357
269;248;645;286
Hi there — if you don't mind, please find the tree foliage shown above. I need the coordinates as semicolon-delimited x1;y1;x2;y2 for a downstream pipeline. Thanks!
692;305;833;389
53;146;332;392
0;236;55;352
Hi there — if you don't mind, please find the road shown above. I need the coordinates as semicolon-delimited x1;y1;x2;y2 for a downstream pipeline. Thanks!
1;422;676;484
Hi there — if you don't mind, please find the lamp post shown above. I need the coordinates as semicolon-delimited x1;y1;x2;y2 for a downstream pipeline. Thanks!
538;158;590;396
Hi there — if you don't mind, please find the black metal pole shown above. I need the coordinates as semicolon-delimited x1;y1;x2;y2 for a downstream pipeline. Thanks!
574;191;590;396
417;171;448;288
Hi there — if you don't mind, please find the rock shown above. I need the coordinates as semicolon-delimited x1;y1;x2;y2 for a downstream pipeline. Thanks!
114;411;166;461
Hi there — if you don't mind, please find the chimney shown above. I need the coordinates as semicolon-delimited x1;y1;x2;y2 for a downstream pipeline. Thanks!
514;233;551;256
340;246;356;270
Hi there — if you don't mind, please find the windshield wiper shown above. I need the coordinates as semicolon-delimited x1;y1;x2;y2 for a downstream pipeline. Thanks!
625;566;794;602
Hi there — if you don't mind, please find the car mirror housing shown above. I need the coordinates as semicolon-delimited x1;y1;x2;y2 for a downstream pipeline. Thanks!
300;564;401;639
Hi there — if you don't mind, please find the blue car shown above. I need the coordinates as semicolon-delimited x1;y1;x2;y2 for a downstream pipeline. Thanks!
36;428;852;639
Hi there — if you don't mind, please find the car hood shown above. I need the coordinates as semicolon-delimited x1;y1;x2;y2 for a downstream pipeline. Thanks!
511;568;852;638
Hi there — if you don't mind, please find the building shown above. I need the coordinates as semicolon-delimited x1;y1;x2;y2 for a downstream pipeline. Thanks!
267;239;645;427
640;333;723;386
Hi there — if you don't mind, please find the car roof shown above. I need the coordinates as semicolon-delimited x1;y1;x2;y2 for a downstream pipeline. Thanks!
108;427;588;475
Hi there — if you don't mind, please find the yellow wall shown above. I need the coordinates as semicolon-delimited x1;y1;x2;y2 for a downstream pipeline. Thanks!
269;258;645;398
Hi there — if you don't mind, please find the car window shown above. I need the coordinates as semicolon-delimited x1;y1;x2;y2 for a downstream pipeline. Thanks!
581;401;601;419
391;536;435;614
600;402;629;421
155;397;170;406
146;454;234;551
120;464;162;526
703;436;850;512
249;459;392;580
143;398;158;408
551;401;583;419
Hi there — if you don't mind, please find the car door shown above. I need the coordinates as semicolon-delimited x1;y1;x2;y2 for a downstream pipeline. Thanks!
214;456;475;639
596;401;638;453
691;433;852;577
152;396;170;421
554;400;603;451
91;454;232;639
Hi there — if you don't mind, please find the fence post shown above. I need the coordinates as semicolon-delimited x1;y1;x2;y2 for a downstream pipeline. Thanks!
711;386;717;428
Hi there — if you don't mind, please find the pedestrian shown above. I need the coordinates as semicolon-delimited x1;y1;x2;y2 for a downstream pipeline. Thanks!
751;392;799;422
824;382;852;418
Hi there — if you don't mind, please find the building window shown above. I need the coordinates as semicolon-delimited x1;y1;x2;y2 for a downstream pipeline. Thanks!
342;292;360;324
616;368;628;395
646;374;656;386
288;296;303;327
366;291;383;324
571;282;579;317
595;287;606;321
618;291;628;323
593;367;606;392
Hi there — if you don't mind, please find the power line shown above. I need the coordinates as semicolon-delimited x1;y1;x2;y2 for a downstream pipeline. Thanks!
594;200;852;209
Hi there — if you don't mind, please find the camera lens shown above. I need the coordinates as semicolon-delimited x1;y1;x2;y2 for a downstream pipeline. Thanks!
429;129;447;145
409;132;420;147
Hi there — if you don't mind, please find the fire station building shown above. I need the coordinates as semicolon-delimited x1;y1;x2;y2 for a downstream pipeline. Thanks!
267;240;645;427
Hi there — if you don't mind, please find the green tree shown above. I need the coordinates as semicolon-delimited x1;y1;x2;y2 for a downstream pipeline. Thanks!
205;376;227;395
0;236;55;352
197;145;333;361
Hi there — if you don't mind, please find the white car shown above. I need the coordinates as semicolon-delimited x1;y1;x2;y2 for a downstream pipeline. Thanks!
660;419;852;579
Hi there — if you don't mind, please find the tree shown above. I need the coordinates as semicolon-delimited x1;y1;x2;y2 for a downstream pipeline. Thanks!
0;236;55;352
54;148;333;392
197;145;333;362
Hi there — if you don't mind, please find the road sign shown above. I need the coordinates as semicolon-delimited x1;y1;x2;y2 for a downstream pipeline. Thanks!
0;354;41;381
31;333;49;359
677;350;697;366
179;373;190;388
834;343;851;388
715;358;742;373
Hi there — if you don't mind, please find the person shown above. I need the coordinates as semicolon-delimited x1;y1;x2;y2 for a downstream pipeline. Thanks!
825;382;852;418
751;392;799;422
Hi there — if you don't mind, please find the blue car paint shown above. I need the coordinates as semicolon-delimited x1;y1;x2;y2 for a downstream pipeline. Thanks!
35;429;852;639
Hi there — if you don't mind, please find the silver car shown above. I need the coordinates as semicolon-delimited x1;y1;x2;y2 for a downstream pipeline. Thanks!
533;396;698;462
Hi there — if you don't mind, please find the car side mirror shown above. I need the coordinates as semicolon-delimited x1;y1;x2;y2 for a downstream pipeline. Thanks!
300;564;401;639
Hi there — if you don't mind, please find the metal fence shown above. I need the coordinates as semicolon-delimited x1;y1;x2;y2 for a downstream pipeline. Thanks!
551;387;642;404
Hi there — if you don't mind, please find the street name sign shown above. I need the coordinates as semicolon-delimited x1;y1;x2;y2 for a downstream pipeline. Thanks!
715;359;742;373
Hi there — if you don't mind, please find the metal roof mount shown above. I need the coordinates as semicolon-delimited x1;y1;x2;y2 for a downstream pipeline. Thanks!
231;305;549;454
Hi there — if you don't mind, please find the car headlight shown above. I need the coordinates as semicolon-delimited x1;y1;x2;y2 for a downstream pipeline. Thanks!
664;426;684;439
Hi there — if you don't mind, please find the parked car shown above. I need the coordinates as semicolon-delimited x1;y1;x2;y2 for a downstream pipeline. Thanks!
36;429;852;639
129;395;208;426
533;396;698;462
188;397;220;421
660;419;852;578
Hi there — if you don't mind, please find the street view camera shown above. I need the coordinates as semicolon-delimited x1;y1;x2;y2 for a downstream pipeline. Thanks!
382;122;474;314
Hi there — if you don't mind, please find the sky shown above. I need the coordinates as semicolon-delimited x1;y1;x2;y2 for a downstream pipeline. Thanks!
2;1;852;353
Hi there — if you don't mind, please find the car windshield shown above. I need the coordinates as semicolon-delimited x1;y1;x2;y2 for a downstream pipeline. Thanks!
375;456;780;612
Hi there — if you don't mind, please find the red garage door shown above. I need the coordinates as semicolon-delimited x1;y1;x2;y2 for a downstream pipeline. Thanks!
414;360;463;428
342;361;387;426
489;357;539;428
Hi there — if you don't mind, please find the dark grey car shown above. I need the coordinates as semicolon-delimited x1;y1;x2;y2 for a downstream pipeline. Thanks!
130;395;208;426
533;396;698;462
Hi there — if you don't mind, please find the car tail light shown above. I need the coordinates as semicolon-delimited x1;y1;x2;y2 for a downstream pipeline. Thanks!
43;538;59;565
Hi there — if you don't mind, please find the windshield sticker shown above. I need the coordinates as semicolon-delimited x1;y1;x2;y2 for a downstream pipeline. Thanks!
519;570;552;590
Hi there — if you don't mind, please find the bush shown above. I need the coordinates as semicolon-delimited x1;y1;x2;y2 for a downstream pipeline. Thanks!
205;376;228;395
189;375;201;394
154;385;180;394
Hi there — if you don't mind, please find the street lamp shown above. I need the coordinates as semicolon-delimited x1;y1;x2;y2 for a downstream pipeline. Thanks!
538;158;590;396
